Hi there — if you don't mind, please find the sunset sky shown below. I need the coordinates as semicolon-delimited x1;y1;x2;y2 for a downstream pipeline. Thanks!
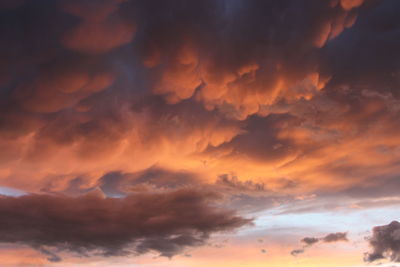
0;0;400;266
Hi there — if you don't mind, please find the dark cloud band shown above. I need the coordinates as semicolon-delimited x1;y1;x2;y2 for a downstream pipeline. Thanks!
0;189;251;261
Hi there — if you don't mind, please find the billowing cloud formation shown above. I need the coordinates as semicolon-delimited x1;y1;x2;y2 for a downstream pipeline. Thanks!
0;0;397;195
365;221;400;263
0;0;400;264
61;0;136;54
0;189;250;261
139;0;360;119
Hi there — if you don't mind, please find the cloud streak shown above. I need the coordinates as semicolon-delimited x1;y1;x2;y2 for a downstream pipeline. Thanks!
291;232;349;257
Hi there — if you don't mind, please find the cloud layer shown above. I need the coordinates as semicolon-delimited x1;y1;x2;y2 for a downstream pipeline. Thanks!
0;0;399;264
0;189;250;260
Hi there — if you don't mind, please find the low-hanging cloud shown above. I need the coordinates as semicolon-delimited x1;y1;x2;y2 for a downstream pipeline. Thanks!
292;232;348;256
0;189;251;261
365;221;400;263
301;232;348;247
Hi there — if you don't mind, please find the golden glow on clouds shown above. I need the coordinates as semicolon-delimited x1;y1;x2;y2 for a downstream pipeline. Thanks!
0;0;399;265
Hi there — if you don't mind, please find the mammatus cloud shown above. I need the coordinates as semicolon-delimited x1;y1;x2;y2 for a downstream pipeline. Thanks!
365;221;400;263
61;0;136;54
0;189;251;261
0;0;397;198
0;0;400;265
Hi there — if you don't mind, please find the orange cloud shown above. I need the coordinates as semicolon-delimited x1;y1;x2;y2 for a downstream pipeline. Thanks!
61;0;135;54
340;0;364;11
0;1;398;265
14;69;114;113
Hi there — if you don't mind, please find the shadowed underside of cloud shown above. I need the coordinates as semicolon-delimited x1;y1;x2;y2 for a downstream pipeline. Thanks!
365;221;400;263
0;0;398;197
0;0;399;264
0;189;251;261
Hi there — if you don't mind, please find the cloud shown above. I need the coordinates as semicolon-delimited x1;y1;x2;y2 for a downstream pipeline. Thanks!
98;167;201;196
0;0;395;198
0;189;251;261
365;221;400;263
302;232;348;247
61;0;136;54
290;249;304;256
292;232;348;256
216;174;266;193
128;0;367;119
14;65;114;113
322;232;348;243
0;3;399;265
340;0;364;11
301;237;319;246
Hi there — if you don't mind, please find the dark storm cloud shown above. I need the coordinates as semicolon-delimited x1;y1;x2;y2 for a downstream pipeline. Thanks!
365;221;400;263
195;0;400;188
206;113;303;162
60;0;136;54
0;0;367;139
0;1;399;264
97;169;285;215
323;0;400;96
0;189;251;261
1;0;391;181
133;0;361;118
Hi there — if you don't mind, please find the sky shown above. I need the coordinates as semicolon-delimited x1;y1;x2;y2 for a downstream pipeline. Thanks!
0;0;399;266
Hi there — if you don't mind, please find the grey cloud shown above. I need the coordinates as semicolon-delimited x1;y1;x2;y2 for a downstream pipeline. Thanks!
291;249;304;256
0;189;251;261
365;221;400;263
301;237;319;246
